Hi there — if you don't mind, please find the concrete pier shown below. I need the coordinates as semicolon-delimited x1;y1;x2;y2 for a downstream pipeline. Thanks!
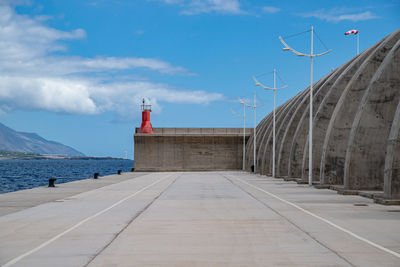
1;171;400;266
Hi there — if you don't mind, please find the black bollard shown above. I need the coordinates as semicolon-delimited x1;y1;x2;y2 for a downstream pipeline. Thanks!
251;165;254;173
48;178;57;187
131;168;135;172
94;172;99;179
117;170;122;175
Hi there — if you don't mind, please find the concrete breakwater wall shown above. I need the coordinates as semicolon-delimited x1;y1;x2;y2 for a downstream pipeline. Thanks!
245;29;400;202
134;128;252;171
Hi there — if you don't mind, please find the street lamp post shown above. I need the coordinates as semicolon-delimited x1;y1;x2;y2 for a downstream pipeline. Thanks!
253;93;256;173
244;92;262;173
357;33;359;55
233;98;247;170
252;69;287;179
279;26;332;185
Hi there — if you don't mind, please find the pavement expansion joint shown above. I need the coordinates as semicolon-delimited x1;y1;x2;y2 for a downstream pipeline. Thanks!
83;173;182;267
222;173;355;266
230;173;400;261
1;173;179;267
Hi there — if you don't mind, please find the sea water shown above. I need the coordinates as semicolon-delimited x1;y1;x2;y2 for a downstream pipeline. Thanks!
0;159;134;194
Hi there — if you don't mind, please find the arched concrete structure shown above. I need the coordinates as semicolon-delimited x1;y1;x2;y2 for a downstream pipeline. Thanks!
261;89;307;175
280;73;332;178
245;29;400;201
344;36;400;190
301;55;363;182
257;99;291;174
268;89;308;176
385;96;400;199
320;37;389;185
290;62;353;180
245;112;273;171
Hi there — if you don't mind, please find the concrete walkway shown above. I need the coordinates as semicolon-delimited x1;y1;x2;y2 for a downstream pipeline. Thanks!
0;171;399;266
0;172;147;216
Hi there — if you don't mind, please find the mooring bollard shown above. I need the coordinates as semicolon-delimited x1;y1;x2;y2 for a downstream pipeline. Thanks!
117;170;122;175
48;178;57;187
94;172;99;179
131;168;135;172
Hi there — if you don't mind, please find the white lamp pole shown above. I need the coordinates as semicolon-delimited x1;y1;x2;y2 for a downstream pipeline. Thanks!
357;34;359;55
241;94;262;173
235;98;247;170
254;92;256;173
279;26;332;185
253;92;257;173
243;92;263;173
253;70;287;178
242;100;246;170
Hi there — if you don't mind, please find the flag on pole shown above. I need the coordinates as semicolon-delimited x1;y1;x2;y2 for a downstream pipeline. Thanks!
345;29;358;35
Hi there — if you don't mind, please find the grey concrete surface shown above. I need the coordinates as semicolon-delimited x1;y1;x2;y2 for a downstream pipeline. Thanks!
1;171;399;266
0;172;146;216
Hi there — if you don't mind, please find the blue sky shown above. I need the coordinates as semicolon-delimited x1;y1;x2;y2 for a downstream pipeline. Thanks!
0;0;399;158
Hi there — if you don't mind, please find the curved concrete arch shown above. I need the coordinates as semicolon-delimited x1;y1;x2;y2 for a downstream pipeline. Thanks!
245;112;273;171
276;87;310;176
273;89;309;177
320;36;392;185
319;37;387;185
261;90;308;175
298;59;357;181
384;98;400;199
246;95;293;172
300;55;365;182
288;70;341;178
344;37;400;190
254;112;275;172
245;109;276;171
259;92;303;175
320;30;400;186
244;109;271;171
277;73;334;178
256;100;291;174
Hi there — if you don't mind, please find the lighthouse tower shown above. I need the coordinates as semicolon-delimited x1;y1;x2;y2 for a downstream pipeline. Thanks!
140;99;154;134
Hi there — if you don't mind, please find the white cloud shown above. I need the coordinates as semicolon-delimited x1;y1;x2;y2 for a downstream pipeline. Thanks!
300;9;379;22
0;76;223;120
0;5;86;61
0;76;98;114
0;3;223;120
262;6;280;14
90;81;223;122
159;0;245;15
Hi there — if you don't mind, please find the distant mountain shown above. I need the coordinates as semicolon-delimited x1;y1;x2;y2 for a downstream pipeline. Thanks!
0;122;84;156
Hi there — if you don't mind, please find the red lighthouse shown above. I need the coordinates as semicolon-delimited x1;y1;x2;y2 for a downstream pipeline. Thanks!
140;99;154;134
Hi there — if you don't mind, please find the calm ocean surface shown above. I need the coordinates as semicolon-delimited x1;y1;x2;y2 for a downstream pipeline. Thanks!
0;159;134;194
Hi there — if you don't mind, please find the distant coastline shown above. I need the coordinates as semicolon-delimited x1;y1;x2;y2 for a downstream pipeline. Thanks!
0;150;124;160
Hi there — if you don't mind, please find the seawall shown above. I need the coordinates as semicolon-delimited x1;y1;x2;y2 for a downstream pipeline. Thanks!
134;128;252;171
